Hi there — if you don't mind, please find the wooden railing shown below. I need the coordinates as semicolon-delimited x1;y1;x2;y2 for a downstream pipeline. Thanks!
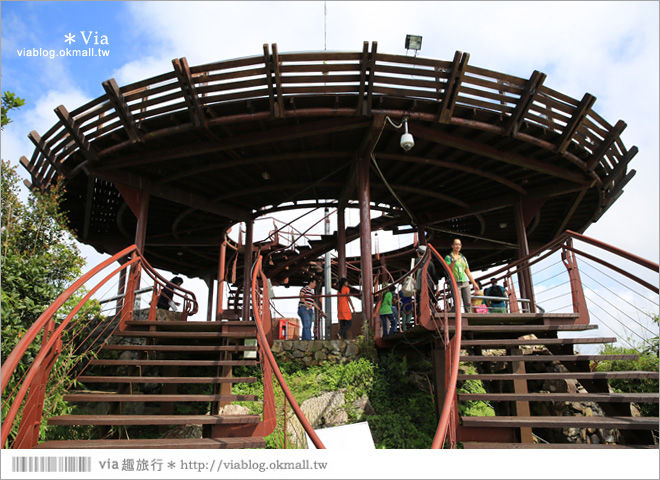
0;245;197;448
23;43;633;206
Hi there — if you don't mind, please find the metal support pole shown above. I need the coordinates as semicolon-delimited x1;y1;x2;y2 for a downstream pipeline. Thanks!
242;220;254;322
324;207;332;340
216;237;227;320
337;207;347;279
357;154;374;323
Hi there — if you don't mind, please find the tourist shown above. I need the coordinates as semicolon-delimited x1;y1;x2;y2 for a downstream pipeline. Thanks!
298;279;325;340
379;283;398;336
485;278;508;313
399;288;413;330
336;277;355;339
444;238;479;313
157;276;183;310
472;280;489;313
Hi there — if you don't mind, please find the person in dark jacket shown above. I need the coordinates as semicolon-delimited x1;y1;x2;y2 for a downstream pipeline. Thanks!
158;276;183;310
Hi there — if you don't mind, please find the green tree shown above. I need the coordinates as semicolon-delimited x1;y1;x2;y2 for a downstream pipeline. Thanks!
1;158;94;445
1;91;26;128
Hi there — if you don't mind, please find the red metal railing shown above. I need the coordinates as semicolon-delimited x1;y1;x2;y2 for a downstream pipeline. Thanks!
251;255;325;448
370;246;462;448
1;245;197;448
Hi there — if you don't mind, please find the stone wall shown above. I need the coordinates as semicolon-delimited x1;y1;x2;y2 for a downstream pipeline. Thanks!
271;339;361;367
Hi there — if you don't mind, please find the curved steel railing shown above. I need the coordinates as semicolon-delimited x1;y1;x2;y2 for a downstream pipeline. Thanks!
1;245;197;448
251;255;325;448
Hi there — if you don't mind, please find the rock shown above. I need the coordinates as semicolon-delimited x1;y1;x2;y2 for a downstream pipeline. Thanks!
345;343;359;356
161;424;202;439
352;395;375;416
217;404;251;415
315;350;327;361
324;409;348;427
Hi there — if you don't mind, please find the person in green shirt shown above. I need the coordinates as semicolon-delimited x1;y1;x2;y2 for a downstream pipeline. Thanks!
379;283;398;336
444;238;480;313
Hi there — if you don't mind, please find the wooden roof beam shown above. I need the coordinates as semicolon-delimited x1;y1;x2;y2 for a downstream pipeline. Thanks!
365;41;378;115
88;167;251;221
356;41;369;115
102;78;143;143
377;152;527;195
556;93;596;154
54;105;99;165
437;51;469;124
504;70;546;137
421;179;589;225
27;131;58;185
410;123;592;185
604;145;637;188
262;44;277;118
586;120;628;172
172;57;208;130
95;117;372;170
271;44;285;118
552;187;588;239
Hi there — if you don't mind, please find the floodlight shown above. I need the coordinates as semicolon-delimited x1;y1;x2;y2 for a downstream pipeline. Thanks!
405;35;423;51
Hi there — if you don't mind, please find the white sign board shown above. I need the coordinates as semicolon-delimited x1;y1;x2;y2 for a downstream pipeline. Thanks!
306;421;376;449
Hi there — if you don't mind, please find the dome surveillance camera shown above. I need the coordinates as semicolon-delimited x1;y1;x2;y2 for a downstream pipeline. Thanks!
400;118;414;151
400;132;415;151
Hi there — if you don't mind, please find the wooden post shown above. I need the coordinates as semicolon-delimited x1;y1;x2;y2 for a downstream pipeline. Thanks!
357;154;373;322
511;348;534;443
337;207;347;279
216;237;227;320
242;220;254;322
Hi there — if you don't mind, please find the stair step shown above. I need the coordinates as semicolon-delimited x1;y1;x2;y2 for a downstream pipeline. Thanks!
461;337;616;347
102;345;257;352
461;416;660;430
47;414;261;426
113;331;255;339
89;359;257;367
454;324;597;333
458;371;658;381
458;393;660;403
77;376;256;384
460;354;639;363
125;320;256;331
63;393;260;402
462;442;657;449
35;437;266;449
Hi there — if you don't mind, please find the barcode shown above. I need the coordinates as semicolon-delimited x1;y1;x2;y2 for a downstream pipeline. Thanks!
11;456;91;473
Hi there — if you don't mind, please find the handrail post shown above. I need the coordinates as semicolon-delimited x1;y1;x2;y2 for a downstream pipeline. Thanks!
562;238;590;325
505;275;519;313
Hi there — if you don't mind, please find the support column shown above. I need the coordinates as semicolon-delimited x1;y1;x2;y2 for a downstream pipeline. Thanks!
357;154;374;322
514;201;535;312
337;207;347;279
242;220;254;322
134;191;150;253
216;236;227;320
205;275;214;322
324;207;332;340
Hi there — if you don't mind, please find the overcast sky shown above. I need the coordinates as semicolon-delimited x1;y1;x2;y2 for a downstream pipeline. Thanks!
1;1;659;470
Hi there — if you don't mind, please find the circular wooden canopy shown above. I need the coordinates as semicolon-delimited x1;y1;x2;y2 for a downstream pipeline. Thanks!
21;42;636;281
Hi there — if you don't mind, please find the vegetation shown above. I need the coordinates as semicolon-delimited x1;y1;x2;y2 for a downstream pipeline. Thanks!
593;316;659;417
1;90;25;128
232;352;440;449
2;135;98;444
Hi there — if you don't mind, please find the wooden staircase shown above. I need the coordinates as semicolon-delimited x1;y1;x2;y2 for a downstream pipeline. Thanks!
35;316;267;449
454;313;659;448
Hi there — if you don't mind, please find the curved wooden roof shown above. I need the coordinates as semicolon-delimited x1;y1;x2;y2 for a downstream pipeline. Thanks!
21;43;637;279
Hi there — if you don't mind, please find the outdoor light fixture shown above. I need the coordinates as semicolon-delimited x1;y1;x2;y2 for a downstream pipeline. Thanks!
400;118;414;151
405;35;423;52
